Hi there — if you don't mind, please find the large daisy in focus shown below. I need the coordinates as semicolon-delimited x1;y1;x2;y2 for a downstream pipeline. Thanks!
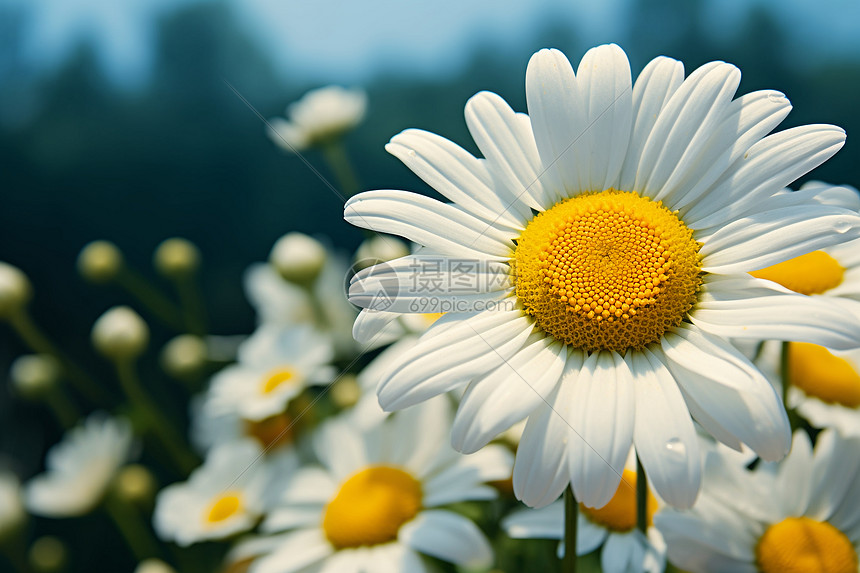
655;430;860;572
236;398;512;573
345;44;860;509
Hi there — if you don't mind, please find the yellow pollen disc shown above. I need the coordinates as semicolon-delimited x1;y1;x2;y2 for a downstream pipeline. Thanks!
756;517;858;573
422;313;444;326
243;412;295;449
750;251;845;295
514;190;702;352
322;466;422;549
261;367;297;394
205;493;243;524
789;343;860;408
580;469;657;532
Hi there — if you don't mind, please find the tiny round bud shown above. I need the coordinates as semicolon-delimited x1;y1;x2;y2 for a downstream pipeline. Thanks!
0;471;26;541
354;236;410;270
29;536;68;573
91;306;150;360
135;560;176;573
114;464;156;506
0;262;32;318
269;233;326;285
160;334;208;379
330;375;361;409
9;354;61;400
154;238;201;279
77;241;123;284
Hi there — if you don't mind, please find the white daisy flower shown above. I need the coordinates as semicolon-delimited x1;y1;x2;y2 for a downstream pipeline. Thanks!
244;253;358;357
203;324;335;423
25;414;133;517
239;397;512;573
190;394;300;455
656;429;860;572
154;440;294;547
503;466;666;573
268;86;366;152
345;43;860;510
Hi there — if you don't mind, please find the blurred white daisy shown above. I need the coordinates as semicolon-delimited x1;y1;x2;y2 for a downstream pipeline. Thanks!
26;414;133;517
268;86;366;152
503;466;665;573
656;429;860;572
237;397;512;573
203;324;335;423
191;395;300;455
345;43;860;509
153;440;294;547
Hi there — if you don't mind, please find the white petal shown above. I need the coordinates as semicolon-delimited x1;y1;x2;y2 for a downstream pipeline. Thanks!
636;61;741;202
568;351;635;509
601;532;643;573
262;505;323;533
422;445;512;507
684;124;846;229
571;44;633;192
502;501;563;539
774;431;813;516
513;352;585;508
313;418;367;480
451;337;566;453
279;468;336;505
699;204;860;274
807;430;860;522
377;310;533;410
525;48;580;199
344;190;515;260
349;254;513;314
250;529;332;573
618;56;685;191
577;515;609;554
384;397;450;475
386;128;529;228
630;349;701;509
465;90;554;210
692;275;860;350
364;544;427;573
664;89;792;211
399;510;492;568
351;309;403;346
662;325;791;461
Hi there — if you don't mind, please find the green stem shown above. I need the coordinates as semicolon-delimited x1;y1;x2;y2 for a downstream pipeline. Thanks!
176;277;207;336
301;282;330;330
6;309;110;404
115;359;199;474
103;493;162;561
321;141;360;197
563;485;578;573
636;456;648;535
45;388;80;429
115;269;184;331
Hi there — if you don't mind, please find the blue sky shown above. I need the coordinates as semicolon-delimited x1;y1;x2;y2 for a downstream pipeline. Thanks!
6;0;860;86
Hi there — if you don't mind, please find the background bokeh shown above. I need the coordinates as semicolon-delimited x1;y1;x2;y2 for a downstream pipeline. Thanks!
1;0;858;570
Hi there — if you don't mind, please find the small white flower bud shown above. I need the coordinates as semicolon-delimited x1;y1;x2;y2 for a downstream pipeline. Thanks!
269;233;327;285
354;236;410;269
77;241;123;284
0;262;32;318
330;375;361;409
160;334;207;378
29;536;68;573
114;464;157;506
135;559;177;573
153;238;201;279
92;306;150;360
9;354;60;399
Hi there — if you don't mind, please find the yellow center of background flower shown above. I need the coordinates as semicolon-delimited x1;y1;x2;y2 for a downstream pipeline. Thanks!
750;251;845;295
579;469;657;532
515;190;702;352
756;517;857;573
206;493;243;524
789;343;860;408
322;465;422;549
243;412;295;449
261;367;297;394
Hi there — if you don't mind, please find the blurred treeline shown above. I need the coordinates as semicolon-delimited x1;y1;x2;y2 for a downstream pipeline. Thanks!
0;0;857;568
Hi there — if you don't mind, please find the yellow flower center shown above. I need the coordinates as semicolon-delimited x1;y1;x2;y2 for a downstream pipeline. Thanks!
205;493;243;524
422;313;444;326
579;469;657;532
756;517;857;573
515;190;702;352
789;343;860;408
243;412;295;449
322;466;422;549
260;367;298;394
750;251;845;295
